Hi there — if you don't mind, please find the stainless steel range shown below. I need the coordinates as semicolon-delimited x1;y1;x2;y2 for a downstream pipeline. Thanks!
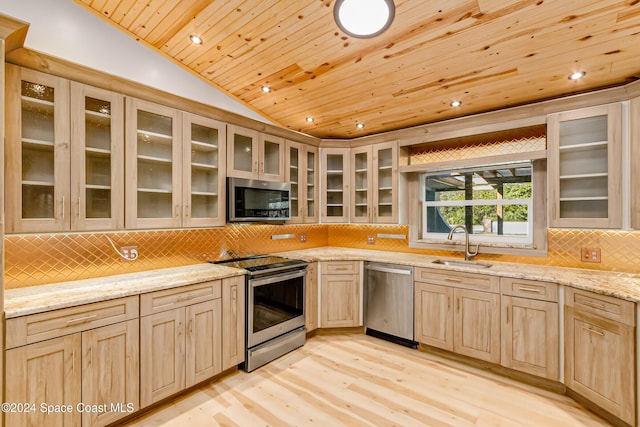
213;255;308;372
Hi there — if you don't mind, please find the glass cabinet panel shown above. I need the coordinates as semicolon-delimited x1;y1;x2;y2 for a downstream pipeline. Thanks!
548;104;622;228
183;114;226;227
352;150;370;220
289;145;300;220
233;133;254;174
376;147;395;220
84;97;113;219
6;65;70;233
285;141;318;224
306;148;318;220
321;148;349;222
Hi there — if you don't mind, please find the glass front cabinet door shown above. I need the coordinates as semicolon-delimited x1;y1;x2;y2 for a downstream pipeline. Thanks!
5;66;70;233
182;113;226;227
5;66;125;233
125;98;182;229
321;147;350;223
547;103;622;228
227;125;285;181
286;140;319;223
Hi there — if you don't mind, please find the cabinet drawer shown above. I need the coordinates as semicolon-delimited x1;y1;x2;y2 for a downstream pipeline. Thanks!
140;280;222;316
500;277;558;302
565;287;635;326
415;267;499;293
5;296;139;349
321;261;360;275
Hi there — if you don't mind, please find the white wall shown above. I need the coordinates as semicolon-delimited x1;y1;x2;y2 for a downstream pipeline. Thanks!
1;0;272;124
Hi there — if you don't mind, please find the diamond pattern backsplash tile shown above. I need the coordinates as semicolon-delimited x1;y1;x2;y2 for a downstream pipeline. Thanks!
5;224;329;289
5;224;640;289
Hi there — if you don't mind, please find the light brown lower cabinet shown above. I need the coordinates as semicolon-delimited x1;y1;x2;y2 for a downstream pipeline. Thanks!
500;277;559;380
140;282;224;407
320;261;361;328
305;262;319;332
414;268;500;364
222;275;245;370
5;334;82;427
565;288;636;425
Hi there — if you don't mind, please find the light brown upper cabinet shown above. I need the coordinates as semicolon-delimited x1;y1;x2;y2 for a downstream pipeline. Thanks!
226;125;285;181
321;147;350;223
182;113;226;228
126;100;227;229
547;103;622;228
125;98;182;229
286;140;319;223
350;141;398;223
5;65;125;233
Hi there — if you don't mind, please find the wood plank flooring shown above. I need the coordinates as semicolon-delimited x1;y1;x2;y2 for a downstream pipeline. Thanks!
125;333;611;427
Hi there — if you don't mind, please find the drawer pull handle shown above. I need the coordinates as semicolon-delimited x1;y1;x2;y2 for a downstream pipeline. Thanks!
445;278;462;283
66;314;97;325
176;295;195;302
582;300;606;310
583;326;605;337
518;287;542;293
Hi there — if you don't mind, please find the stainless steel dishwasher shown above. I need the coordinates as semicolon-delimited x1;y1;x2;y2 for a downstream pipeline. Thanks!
364;262;417;348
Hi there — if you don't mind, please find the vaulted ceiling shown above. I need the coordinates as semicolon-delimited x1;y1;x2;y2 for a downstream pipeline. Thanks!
73;0;640;139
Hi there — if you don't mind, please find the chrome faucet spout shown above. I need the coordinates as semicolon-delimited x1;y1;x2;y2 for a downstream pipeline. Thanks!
447;225;479;261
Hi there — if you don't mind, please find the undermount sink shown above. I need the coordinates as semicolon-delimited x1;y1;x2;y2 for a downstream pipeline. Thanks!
432;259;492;270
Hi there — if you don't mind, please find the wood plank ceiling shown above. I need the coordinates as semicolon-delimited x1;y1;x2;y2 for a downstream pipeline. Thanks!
73;0;640;139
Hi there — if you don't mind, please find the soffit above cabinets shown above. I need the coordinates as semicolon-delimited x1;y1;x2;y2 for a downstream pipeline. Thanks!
73;0;640;139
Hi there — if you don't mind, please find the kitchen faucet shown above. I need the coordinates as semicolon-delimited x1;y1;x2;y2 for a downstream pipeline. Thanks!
447;225;479;261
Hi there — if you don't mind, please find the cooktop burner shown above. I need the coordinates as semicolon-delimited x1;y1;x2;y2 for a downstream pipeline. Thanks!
212;255;307;275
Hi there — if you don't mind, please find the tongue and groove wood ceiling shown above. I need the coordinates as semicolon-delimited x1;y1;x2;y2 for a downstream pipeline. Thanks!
74;0;640;139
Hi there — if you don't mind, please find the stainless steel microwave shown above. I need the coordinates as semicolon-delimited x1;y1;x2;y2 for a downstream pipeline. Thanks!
227;177;291;222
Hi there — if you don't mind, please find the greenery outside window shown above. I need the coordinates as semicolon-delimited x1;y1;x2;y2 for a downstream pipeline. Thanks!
416;161;543;251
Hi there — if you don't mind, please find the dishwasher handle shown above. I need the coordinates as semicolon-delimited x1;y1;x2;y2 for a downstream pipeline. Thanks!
365;264;412;275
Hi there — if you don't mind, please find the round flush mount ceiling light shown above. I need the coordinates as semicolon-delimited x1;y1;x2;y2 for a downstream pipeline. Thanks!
568;71;586;80
189;34;203;45
334;0;395;39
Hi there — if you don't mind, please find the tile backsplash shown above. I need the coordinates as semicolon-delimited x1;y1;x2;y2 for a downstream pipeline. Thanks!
5;224;640;289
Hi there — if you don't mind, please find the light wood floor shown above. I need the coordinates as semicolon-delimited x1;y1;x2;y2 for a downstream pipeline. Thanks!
126;333;611;427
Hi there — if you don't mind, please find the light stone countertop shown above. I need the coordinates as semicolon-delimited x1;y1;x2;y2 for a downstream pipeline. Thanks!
4;263;245;318
275;247;640;303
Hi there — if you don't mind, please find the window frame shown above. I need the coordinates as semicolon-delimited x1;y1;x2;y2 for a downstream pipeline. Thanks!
408;159;548;257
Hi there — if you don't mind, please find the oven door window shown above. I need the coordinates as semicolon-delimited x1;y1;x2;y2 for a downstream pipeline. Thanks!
253;274;303;333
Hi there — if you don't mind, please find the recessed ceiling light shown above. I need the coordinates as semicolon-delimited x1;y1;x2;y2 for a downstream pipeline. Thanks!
306;117;315;123
334;0;395;39
356;123;365;129
450;100;462;107
189;34;203;45
261;85;271;93
568;71;586;80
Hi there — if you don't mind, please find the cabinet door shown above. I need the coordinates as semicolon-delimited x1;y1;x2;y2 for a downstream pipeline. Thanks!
259;133;285;181
125;97;182;229
565;308;635;425
305;145;319;223
70;82;125;231
5;334;81;427
5;65;71;233
350;146;372;223
182;113;226;227
501;296;558;380
227;125;259;179
547;103;622;228
372;141;398;223
453;288;500;363
321;147;350;223
222;276;246;370
305;262;319;332
140;309;186;407
286;140;305;223
320;274;360;327
632;97;640;230
414;282;454;351
82;319;139;427
186;299;222;387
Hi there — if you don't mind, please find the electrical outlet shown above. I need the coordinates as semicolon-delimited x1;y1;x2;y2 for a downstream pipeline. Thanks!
367;235;375;245
300;233;307;243
581;247;601;263
120;245;139;261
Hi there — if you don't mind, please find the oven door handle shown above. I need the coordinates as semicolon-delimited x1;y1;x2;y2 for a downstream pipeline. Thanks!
249;269;307;287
